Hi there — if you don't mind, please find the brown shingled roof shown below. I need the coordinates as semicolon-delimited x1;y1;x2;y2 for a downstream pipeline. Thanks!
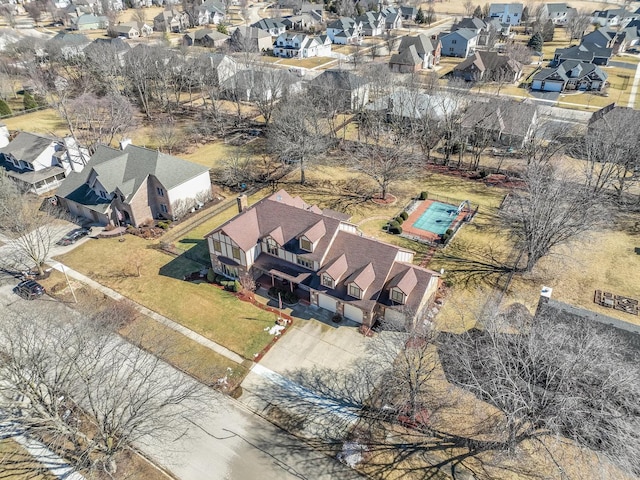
388;267;417;296
345;263;376;292
300;219;326;243
322;253;348;282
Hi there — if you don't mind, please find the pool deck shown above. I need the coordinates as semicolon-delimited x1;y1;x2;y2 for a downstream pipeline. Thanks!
403;199;467;242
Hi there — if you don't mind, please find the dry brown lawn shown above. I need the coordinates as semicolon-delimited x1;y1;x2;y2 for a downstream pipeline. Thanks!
418;0;616;16
0;439;55;480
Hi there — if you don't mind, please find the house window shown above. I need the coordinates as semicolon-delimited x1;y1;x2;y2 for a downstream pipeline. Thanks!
451;39;457;44
100;190;107;198
266;238;278;255
157;187;164;196
232;246;241;261
391;289;405;304
213;239;221;253
160;204;168;213
297;257;313;269
348;284;362;299
449;47;454;52
321;273;334;288
300;237;312;252
222;264;238;278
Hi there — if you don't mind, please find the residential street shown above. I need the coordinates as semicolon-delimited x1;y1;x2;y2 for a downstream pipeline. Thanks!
0;282;364;480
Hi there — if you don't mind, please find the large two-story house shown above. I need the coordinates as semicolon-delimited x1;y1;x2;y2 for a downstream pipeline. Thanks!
206;190;439;327
0;132;88;194
56;143;212;226
273;33;331;58
326;17;363;44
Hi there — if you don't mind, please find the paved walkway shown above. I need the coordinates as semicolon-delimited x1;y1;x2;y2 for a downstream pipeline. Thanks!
48;262;246;365
1;420;85;480
628;61;640;108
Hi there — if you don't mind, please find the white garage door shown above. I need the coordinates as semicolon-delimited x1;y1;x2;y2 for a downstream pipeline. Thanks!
318;293;337;313
344;304;364;324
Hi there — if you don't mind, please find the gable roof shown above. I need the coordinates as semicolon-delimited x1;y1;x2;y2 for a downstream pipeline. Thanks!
365;89;459;120
581;27;617;47
454;50;521;74
390;44;421;66
50;32;91;45
546;3;570;14
251;18;286;31
452;17;486;31
310;69;368;89
554;43;612;62
461;100;536;138
233;25;272;40
534;60;607;82
0;132;57;163
57;144;210;203
398;34;435;56
85;37;130;53
327;16;356;30
441;28;478;42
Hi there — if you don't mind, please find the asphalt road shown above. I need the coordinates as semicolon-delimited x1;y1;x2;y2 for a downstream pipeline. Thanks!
0;282;363;480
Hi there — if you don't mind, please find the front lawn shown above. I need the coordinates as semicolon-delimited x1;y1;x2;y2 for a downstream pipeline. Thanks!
0;439;55;480
55;235;276;359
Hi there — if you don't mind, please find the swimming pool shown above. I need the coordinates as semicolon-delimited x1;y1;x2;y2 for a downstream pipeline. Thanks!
411;201;458;235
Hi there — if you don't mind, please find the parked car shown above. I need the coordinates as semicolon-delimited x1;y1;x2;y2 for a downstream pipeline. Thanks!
14;280;46;300
56;228;90;246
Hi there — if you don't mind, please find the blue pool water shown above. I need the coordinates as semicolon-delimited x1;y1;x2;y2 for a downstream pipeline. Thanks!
412;201;458;235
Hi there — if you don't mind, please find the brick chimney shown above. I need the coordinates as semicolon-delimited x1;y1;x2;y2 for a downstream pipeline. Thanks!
237;193;248;213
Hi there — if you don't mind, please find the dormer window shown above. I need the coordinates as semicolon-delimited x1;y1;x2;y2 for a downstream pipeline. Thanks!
266;237;278;255
391;288;405;304
321;273;334;289
300;237;312;252
348;284;362;299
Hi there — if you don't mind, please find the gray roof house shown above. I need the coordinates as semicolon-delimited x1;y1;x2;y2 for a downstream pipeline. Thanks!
439;28;478;58
183;29;229;47
543;3;577;25
452;50;522;82
72;13;108;31
553;43;613;66
390;34;441;71
0;132;88;194
531;60;607;92
230;26;273;52
251;18;287;36
580;27;618;49
590;8;632;27
308;70;370;110
365;89;461;122
206;189;440;327
488;3;523;25
460;100;537;148
56;143;212;227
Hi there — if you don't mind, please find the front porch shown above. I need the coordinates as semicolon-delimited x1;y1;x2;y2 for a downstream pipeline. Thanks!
255;274;311;304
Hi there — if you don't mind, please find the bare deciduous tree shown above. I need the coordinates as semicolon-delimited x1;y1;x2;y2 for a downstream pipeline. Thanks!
566;10;591;43
439;306;640;477
62;92;137;153
0;308;207;475
463;0;475;16
267;93;333;184
499;162;608;272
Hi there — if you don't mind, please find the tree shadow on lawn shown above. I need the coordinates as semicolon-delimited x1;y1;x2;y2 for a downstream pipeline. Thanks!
158;252;204;280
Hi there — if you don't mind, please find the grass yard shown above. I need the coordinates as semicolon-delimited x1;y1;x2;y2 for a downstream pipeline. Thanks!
0;439;55;480
2;109;68;136
277;56;335;69
55;235;276;360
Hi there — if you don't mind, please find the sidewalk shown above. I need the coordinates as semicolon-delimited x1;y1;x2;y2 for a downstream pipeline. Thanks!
48;262;246;365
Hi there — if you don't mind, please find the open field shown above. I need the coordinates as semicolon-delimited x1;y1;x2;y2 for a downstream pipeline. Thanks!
55;235;276;360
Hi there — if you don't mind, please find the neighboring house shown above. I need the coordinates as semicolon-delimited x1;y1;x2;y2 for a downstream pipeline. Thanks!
198;53;237;84
47;32;91;58
114;22;140;38
273;33;331;58
439;28;478;58
452;50;522;82
542;3;577;25
488;3;523;25
365;88;461;122
0;132;88;195
394;33;441;69
56;143;212;227
251;18;287;36
619;21;640;51
294;3;324;22
460;100;537;148
281;14;311;31
72;13;108;31
452;16;487;34
230;26;273;52
381;7;403;30
154;8;189;32
84;37;131;66
553;43;612;66
531;60;607;92
399;6;417;21
183;29;229;47
309;70;370;110
580;27;618;49
326;17;363;44
0;124;9;149
389;45;423;73
221;70;297;102
590;8;631;27
205;190;440;327
197;0;225;25
356;11;385;36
